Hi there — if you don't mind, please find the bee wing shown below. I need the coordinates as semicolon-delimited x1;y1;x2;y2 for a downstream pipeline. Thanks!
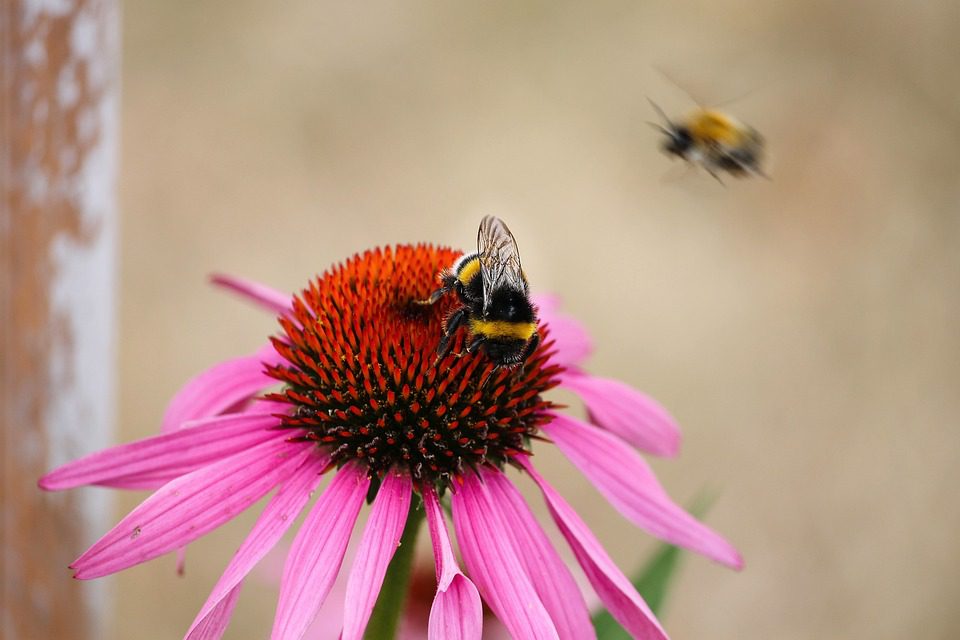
477;215;526;313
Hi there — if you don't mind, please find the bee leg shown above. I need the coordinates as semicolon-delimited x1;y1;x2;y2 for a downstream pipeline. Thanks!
419;285;449;306
518;332;541;371
479;364;499;389
511;332;540;376
465;335;485;354
435;333;452;361
444;307;467;334
436;308;467;360
418;273;459;305
705;166;726;186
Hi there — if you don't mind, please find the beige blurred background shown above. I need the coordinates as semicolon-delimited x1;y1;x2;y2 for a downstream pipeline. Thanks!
96;1;960;638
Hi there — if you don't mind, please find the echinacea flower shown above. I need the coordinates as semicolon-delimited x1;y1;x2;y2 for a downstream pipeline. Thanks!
40;244;742;640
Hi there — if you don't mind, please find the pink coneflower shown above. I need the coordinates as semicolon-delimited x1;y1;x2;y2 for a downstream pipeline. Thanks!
40;244;742;640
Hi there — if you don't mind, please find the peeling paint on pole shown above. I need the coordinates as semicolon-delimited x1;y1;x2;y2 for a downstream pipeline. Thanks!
1;1;118;638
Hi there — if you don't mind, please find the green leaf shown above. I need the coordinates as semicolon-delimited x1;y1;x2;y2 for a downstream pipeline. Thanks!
592;493;715;639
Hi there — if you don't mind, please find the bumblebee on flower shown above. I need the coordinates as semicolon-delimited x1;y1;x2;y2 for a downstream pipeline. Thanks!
423;216;540;368
40;218;741;640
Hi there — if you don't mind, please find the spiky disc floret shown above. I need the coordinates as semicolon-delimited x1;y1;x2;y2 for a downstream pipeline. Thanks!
266;244;561;490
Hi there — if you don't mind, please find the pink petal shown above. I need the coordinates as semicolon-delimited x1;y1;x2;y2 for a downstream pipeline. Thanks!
271;464;370;640
39;413;281;491
428;577;484;640
71;436;311;579
483;469;596;640
101;475;181;491
210;273;292;316
517;456;668;640
161;344;282;434
185;450;329;638
532;294;594;369
451;472;559;640
423;486;482;640
341;471;414;640
111;403;289;492
184;583;243;640
543;412;743;569
558;372;681;457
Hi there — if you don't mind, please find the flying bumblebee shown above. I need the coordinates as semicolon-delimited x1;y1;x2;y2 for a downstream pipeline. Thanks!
424;215;540;367
649;99;767;181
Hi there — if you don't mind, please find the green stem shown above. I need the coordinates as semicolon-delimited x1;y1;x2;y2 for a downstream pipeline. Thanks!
364;494;424;640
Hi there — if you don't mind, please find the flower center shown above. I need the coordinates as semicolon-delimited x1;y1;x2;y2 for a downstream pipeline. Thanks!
266;245;561;490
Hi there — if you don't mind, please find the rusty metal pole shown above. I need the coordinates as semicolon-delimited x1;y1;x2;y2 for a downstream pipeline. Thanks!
1;1;118;638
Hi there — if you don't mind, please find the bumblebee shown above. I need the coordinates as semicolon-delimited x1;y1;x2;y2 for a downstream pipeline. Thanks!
649;99;766;181
424;215;539;367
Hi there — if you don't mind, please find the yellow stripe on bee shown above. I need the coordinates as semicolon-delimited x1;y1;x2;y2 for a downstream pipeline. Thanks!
688;109;743;146
469;319;537;341
456;256;481;285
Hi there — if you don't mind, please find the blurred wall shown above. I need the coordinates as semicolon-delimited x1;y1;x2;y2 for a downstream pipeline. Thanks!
103;1;960;638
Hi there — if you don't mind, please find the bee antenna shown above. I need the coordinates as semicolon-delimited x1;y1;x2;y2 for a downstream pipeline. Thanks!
653;66;708;108
711;79;776;109
646;98;673;127
646;121;672;135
